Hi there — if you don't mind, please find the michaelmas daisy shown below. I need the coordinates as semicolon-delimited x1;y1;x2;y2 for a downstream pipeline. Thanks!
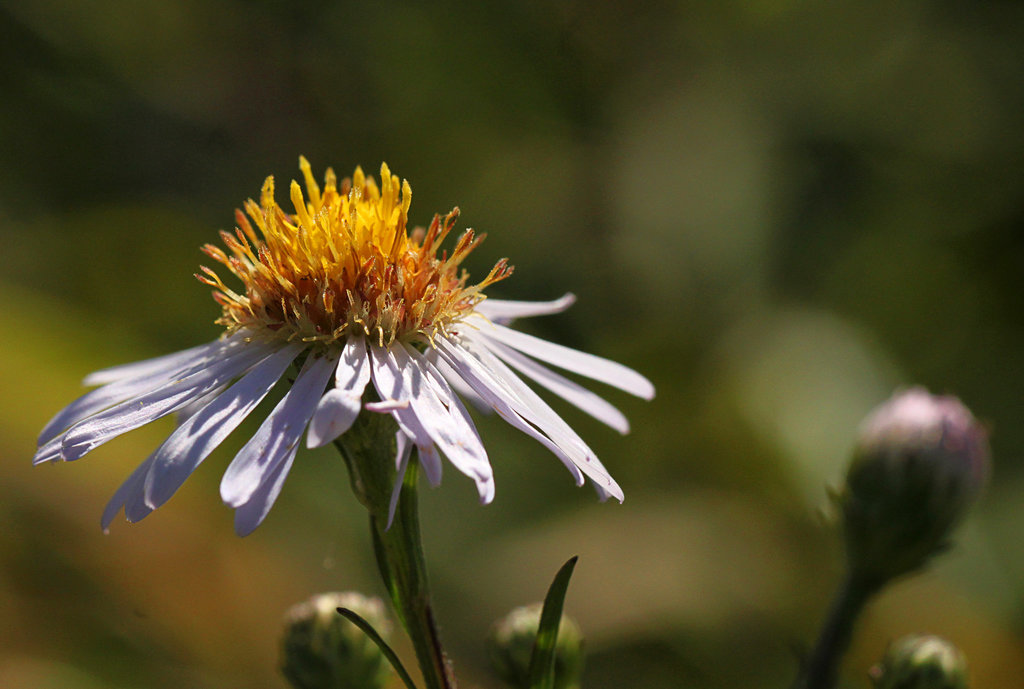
34;159;654;535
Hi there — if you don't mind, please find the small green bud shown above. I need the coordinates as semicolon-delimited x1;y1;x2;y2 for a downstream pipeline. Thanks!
841;388;990;585
487;603;585;689
870;634;969;689
281;591;392;689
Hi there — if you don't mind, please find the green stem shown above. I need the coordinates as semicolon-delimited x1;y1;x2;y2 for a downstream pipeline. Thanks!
793;572;879;689
369;458;455;689
331;408;455;689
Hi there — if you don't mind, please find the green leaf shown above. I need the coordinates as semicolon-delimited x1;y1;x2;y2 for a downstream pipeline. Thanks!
337;607;420;689
527;556;579;689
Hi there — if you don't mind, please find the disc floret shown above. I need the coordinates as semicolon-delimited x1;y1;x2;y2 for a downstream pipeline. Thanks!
199;158;512;348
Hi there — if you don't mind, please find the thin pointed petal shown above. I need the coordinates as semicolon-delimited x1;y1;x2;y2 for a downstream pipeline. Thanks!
466;336;622;500
124;481;156;524
471;318;655;400
386;433;412;529
38;337;233;446
83;339;224;387
143;343;302;510
365;399;410;412
395;345;494;501
368;345;442;486
220;352;336;507
437;336;623;501
101;453;156;532
391;345;493;488
426;349;491;413
417;443;443;487
232;449;297;536
61;343;274;462
33;436;63;465
307;337;371;448
473;293;576;323
175;384;227;427
306;390;360;447
434;338;585;487
485;338;630;433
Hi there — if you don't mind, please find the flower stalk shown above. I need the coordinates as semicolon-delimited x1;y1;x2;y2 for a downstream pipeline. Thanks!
795;389;991;689
370;459;455;689
333;409;454;689
793;571;879;689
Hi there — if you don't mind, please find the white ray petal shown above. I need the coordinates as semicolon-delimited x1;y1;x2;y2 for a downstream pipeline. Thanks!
33;436;64;465
434;338;586;487
419;354;490;456
232;448;297;536
386;432;413;529
473;293;576;323
391;344;494;501
416;443;443;487
101;452;157;532
60;343;275;462
415;350;494;483
220;352;336;507
176;384;227;426
368;345;443;487
365;399;410;412
307;336;372;448
427;350;491;412
82;336;239;386
440;336;623;501
124;477;157;524
38;336;235;446
143;343;303;510
470;317;655;400
484;337;630;433
466;336;619;474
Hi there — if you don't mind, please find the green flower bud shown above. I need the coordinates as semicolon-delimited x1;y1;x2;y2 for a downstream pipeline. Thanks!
281;591;392;689
487;603;585;689
841;388;990;586
870;634;968;689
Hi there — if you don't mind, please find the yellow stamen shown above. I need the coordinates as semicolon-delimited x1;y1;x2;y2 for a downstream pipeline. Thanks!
200;159;512;347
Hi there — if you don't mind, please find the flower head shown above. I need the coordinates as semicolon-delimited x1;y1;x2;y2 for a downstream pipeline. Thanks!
201;158;510;348
35;159;654;535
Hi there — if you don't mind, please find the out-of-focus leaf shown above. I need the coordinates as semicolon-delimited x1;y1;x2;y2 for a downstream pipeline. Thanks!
528;555;578;689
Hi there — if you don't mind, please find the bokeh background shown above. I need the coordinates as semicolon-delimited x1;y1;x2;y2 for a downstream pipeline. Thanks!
3;1;1024;687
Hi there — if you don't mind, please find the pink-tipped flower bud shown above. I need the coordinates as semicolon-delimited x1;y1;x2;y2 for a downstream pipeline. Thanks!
841;388;989;585
869;634;969;689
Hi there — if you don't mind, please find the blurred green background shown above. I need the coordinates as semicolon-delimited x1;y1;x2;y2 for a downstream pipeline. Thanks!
3;1;1024;687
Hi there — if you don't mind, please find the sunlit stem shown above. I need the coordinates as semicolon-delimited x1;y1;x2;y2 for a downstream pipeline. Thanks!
333;414;454;689
370;457;455;689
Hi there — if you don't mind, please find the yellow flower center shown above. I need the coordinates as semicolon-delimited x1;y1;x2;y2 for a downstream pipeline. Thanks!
199;158;512;347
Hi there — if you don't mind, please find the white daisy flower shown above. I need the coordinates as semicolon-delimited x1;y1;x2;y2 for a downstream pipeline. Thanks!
34;159;654;536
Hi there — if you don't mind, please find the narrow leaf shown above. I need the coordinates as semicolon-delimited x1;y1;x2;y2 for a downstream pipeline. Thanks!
527;556;579;689
337;607;420;689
